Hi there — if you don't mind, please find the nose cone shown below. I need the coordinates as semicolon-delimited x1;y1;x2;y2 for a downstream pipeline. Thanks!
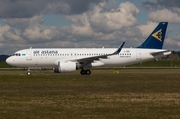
6;57;13;65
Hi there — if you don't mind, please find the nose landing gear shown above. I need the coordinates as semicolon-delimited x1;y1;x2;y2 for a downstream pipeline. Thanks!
27;68;31;75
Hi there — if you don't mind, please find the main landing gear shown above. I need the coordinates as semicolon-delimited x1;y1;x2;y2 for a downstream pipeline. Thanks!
80;69;91;75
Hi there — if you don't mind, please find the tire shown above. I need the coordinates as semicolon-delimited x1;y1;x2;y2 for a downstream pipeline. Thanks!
80;70;86;75
27;71;31;75
85;70;91;75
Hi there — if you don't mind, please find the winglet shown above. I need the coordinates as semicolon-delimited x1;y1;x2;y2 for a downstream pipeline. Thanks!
112;42;125;55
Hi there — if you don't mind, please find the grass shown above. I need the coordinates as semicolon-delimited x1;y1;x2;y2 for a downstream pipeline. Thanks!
0;69;180;119
0;62;13;68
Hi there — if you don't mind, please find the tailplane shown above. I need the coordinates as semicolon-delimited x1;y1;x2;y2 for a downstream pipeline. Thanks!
137;22;168;49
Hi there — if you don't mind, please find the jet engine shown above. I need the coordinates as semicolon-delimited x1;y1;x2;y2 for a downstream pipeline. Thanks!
54;61;76;73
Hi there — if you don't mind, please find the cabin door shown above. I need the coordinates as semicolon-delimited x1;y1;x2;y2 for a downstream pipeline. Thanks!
136;50;141;60
26;49;32;60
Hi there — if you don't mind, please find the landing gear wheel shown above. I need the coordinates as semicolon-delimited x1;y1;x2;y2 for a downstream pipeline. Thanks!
80;70;86;75
27;71;31;75
80;69;91;75
85;70;91;75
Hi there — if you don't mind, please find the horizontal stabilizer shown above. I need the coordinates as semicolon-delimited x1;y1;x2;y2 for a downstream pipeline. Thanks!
151;50;171;58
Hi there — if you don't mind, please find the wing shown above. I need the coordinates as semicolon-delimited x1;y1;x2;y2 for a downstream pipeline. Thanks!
72;42;125;64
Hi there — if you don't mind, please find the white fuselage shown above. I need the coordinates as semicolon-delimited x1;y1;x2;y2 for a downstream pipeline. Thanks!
6;48;170;68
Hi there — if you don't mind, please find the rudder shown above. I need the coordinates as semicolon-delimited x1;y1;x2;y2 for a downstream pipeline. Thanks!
137;22;168;49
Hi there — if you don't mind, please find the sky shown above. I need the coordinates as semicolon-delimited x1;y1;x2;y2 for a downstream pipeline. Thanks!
0;0;180;55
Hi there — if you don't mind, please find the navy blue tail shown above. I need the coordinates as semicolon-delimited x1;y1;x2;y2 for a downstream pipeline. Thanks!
137;22;168;49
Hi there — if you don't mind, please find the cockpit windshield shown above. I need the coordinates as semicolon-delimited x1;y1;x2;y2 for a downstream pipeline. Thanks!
13;53;21;56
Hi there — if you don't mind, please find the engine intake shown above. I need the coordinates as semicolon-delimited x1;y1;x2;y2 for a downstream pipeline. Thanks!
54;61;76;73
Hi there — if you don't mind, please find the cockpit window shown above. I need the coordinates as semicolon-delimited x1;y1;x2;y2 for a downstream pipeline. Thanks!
13;53;21;56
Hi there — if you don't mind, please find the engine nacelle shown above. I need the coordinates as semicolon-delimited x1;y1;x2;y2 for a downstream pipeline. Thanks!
54;61;76;73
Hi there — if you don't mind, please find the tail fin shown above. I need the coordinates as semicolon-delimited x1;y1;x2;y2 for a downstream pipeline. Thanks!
137;22;168;49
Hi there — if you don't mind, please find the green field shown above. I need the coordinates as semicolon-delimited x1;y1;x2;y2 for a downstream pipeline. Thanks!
0;68;180;119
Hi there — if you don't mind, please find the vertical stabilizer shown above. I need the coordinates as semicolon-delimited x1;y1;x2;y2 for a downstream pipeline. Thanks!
137;22;168;49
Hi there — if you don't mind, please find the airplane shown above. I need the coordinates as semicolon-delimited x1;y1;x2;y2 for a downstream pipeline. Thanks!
6;22;171;75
